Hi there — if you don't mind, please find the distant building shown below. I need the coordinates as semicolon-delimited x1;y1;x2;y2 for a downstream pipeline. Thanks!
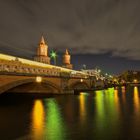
81;69;99;76
119;70;140;82
34;36;50;64
62;49;73;69
81;69;107;81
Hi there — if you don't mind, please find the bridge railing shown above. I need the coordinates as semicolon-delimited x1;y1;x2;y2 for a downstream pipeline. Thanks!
0;59;89;79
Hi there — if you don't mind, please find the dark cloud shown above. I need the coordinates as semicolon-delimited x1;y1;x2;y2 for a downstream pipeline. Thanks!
0;0;140;62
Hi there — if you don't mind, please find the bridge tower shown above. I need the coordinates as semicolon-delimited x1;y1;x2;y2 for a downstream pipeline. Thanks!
62;49;73;69
34;36;50;64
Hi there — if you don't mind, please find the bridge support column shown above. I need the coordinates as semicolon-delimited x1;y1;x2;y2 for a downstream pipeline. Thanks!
60;78;74;94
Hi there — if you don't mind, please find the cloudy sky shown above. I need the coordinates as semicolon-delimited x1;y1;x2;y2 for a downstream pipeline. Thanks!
0;0;140;74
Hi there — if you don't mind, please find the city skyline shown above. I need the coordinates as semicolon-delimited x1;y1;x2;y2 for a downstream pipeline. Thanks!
0;0;140;74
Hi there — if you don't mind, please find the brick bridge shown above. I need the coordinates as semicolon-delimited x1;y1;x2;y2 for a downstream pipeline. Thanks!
0;75;95;95
0;53;104;95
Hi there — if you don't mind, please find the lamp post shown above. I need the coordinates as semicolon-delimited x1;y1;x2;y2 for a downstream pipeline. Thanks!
50;50;57;65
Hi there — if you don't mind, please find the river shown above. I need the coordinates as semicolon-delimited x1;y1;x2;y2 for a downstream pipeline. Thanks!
0;86;140;140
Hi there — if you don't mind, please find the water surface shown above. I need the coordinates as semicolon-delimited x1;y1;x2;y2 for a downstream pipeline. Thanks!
0;86;140;140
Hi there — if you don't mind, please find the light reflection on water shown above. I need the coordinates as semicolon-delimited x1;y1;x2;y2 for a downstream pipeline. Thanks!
0;86;140;140
134;86;139;112
31;100;45;140
45;99;66;140
31;99;66;140
79;93;87;123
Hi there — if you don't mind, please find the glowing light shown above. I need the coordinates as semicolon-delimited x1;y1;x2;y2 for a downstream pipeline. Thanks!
121;86;126;94
114;89;119;103
50;50;57;58
36;76;42;83
113;78;117;82
80;79;83;82
46;99;66;140
32;100;45;139
95;88;120;136
134;79;138;83
98;69;101;73
79;92;87;122
50;50;57;65
133;86;139;113
121;86;126;103
95;90;104;117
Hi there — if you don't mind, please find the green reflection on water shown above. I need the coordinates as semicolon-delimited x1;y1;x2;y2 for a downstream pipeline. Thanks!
95;90;104;118
95;88;120;138
45;99;66;140
31;99;67;140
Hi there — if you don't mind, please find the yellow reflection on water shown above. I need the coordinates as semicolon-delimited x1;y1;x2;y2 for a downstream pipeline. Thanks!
121;86;126;103
114;89;119;103
79;92;87;122
133;86;139;112
121;86;126;94
32;100;45;140
114;88;120;113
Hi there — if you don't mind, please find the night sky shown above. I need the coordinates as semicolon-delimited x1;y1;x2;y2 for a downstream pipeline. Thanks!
0;0;140;74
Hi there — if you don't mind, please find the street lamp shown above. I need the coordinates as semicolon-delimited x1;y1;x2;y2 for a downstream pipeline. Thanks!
50;50;57;65
98;69;101;73
36;76;42;83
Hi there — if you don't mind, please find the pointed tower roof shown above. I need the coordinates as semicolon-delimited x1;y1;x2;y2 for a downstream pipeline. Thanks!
40;36;45;44
65;49;69;55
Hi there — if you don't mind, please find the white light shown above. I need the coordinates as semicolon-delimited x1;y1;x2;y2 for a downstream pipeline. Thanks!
36;76;42;83
80;79;83;82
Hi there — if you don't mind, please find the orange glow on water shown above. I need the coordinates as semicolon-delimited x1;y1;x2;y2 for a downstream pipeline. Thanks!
114;89;118;102
134;86;139;112
121;86;126;103
114;89;120;112
79;93;86;122
32;100;45;139
134;86;139;94
121;86;126;94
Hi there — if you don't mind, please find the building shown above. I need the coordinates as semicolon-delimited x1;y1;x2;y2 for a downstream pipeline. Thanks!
118;70;140;82
34;36;50;64
81;69;107;81
62;49;73;69
81;69;99;76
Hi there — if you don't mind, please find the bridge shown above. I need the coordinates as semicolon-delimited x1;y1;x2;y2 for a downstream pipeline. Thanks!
0;53;105;95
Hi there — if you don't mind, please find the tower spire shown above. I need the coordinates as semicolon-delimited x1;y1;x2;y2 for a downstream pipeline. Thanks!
40;35;45;44
34;35;50;64
65;49;69;55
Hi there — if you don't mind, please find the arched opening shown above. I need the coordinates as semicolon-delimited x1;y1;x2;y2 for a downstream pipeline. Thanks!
70;82;89;90
1;79;61;95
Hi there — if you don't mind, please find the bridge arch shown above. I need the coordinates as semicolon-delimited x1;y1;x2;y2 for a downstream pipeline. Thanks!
0;79;34;94
0;78;61;95
42;79;61;93
69;81;90;90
